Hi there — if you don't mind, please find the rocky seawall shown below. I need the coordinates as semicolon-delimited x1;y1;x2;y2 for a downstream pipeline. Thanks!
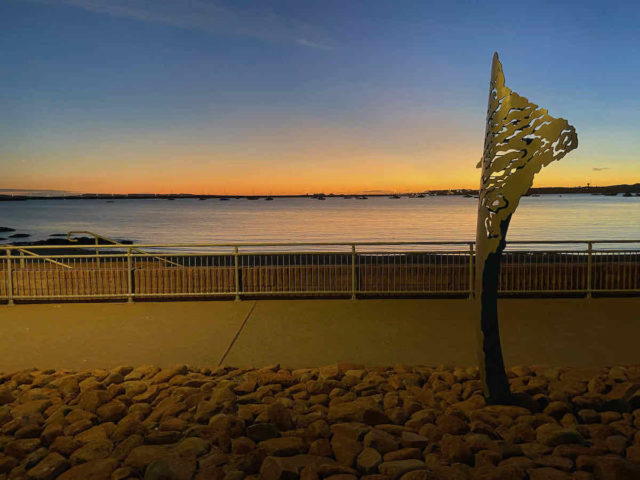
1;364;640;480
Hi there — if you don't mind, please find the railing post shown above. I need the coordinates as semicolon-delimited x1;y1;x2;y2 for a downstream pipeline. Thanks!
468;242;475;299
6;248;14;306
234;246;240;301
19;250;25;268
586;241;592;299
127;247;133;303
351;244;357;300
96;238;100;268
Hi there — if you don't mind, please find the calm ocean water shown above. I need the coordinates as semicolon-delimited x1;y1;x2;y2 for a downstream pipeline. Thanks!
1;195;639;247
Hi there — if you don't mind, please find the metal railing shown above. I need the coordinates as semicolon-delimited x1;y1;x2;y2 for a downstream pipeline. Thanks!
1;240;640;304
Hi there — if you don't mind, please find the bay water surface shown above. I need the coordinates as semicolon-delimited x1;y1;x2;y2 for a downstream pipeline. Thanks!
1;195;639;249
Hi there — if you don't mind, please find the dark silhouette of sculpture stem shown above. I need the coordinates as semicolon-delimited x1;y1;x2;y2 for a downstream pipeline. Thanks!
475;53;578;403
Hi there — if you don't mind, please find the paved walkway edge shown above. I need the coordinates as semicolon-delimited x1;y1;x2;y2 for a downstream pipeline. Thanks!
0;298;638;370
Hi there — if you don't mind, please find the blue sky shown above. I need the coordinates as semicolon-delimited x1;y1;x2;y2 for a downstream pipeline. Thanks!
2;0;640;193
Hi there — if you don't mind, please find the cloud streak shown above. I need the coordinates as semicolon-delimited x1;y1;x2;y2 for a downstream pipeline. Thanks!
25;0;331;49
593;167;610;171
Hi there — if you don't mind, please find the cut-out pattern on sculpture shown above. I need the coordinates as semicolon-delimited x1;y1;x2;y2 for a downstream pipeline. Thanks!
475;53;578;403
477;53;578;245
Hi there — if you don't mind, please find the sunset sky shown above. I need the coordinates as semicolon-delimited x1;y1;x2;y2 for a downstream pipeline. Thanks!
2;0;640;194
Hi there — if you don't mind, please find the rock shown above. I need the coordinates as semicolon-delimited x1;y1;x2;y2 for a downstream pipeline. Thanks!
69;439;113;464
592;455;640;479
26;452;69;480
0;388;15;405
260;455;335;480
24;447;49;469
439;434;473;465
399;431;429;449
64;419;93;436
258;437;305;456
96;400;127;423
40;423;64;445
328;402;364;423
150;365;189;384
305;420;331;440
0;455;17;474
436;415;469;435
309;438;332;457
317;464;358;477
208;414;244;437
398;471;435;480
378;460;426;480
125;445;174;469
112;434;144;461
146;430;183;445
475;449;501;468
256;372;294;387
112;414;147;442
76;390;106;412
553;444;597;460
75;425;108;444
223;470;245;480
57;458;118;480
125;365;160;381
247;423;280;442
50;436;82;456
605;435;627;455
609;367;628;383
12;399;52;418
266;403;294;431
112;467;135;480
572;473;594;480
626;445;640;464
0;365;639;480
143;455;196;480
66;408;97;424
483;405;531;418
357;448;381;474
176;437;209;457
527;467;572;479
210;387;236;407
363;408;391;426
383;448;422;462
331;423;370;441
405;409;436;430
331;434;362;467
578;410;601;424
363;429;399;455
536;424;584;447
232;437;256;455
16;423;43;439
533;455;573;471
4;438;41;459
545;402;572;418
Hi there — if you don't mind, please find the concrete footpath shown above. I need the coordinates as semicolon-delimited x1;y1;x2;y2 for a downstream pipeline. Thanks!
0;298;638;371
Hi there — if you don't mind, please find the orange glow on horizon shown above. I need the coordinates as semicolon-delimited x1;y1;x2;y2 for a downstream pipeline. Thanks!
5;164;638;196
3;114;639;195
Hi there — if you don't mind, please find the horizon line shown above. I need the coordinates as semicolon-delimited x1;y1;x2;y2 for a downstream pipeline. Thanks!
1;181;639;198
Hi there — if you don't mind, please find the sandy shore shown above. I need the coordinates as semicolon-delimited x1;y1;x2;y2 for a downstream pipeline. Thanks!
1;364;640;479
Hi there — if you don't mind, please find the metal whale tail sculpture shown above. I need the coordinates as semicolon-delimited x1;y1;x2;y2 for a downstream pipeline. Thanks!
475;53;578;403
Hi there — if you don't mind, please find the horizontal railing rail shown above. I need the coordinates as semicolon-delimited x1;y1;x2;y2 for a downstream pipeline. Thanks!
6;239;640;249
2;240;640;304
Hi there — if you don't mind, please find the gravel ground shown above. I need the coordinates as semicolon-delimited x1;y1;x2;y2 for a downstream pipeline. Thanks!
1;364;640;480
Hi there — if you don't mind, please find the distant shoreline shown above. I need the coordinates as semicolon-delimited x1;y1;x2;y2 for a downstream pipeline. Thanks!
2;183;640;201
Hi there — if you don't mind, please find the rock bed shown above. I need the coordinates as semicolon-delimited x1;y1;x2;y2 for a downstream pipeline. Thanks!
1;365;640;480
